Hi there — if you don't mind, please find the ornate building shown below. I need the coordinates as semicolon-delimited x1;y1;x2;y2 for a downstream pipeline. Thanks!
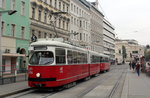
30;0;70;41
115;39;144;63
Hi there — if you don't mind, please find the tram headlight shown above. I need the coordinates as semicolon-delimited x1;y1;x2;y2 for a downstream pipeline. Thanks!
36;73;41;78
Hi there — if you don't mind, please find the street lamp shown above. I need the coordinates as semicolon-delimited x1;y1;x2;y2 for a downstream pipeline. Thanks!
0;10;17;77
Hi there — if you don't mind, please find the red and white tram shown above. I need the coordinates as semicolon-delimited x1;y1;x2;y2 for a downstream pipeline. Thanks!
28;39;110;88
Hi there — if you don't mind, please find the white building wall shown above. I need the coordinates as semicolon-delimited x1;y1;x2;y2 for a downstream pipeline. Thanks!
103;19;115;60
70;0;90;48
90;6;104;53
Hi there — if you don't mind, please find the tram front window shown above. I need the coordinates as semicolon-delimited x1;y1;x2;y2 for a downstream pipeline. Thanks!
29;51;54;65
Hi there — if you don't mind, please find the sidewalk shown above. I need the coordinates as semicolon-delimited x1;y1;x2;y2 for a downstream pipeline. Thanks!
121;69;150;98
0;81;30;98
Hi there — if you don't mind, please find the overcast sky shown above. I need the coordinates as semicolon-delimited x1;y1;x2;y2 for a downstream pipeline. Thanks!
87;0;150;46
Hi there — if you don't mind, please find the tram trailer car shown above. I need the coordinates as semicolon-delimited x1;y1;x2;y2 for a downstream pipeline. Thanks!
28;39;110;88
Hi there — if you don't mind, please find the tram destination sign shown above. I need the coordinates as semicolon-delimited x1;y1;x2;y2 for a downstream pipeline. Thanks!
34;46;47;50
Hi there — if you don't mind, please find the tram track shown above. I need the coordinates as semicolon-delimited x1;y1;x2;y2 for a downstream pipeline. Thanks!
106;71;127;98
76;65;127;98
6;89;58;98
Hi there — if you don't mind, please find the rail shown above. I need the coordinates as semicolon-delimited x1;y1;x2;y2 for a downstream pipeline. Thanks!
0;68;28;85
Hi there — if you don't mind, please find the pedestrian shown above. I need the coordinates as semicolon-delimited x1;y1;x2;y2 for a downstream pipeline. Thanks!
129;61;132;70
132;61;136;71
136;61;141;76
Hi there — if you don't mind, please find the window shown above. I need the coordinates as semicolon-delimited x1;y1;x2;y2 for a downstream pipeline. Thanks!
74;18;76;25
59;19;61;28
21;1;25;16
38;10;41;21
0;0;6;9
67;6;69;12
119;50;121;54
74;5;76;12
132;51;138;54
32;7;35;19
91;55;100;63
71;3;73;11
50;0;52;6
1;21;5;35
66;22;69;30
11;24;16;37
67;50;73;64
38;31;41;38
67;50;87;64
80;20;82;27
63;21;65;29
71;17;73;23
55;48;66;64
44;0;47;3
54;0;57;8
29;51;54;65
80;33;82;40
49;34;52;38
11;0;16;10
63;3;65;11
44;32;47;38
59;1;61;10
2;58;6;72
21;26;25;39
44;12;47;23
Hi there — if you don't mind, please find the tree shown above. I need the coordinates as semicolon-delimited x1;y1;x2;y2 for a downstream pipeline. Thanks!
146;45;150;49
145;50;150;61
122;45;127;63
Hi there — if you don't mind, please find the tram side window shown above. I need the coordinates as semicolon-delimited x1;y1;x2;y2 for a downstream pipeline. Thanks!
91;55;97;63
105;57;108;62
82;53;87;63
72;51;78;64
67;50;87;64
55;48;66;64
100;57;102;62
101;57;104;62
67;50;73;64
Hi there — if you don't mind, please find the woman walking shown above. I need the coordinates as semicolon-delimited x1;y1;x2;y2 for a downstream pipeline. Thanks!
136;61;141;76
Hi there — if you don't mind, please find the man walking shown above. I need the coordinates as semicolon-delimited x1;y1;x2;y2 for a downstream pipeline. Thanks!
136;61;141;76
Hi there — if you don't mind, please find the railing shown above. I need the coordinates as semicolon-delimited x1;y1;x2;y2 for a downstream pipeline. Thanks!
0;68;28;85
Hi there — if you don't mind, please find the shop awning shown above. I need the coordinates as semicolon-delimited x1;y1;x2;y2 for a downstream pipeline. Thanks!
2;53;25;57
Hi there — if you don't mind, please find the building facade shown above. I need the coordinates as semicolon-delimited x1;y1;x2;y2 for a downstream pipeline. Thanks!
89;2;104;53
70;0;90;48
0;0;30;74
103;19;115;61
115;39;144;63
30;0;70;41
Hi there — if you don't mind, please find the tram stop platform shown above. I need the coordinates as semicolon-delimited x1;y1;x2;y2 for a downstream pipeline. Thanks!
1;69;150;98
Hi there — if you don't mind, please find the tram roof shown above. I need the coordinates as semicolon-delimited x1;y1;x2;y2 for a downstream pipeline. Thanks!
30;38;87;51
30;38;109;58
